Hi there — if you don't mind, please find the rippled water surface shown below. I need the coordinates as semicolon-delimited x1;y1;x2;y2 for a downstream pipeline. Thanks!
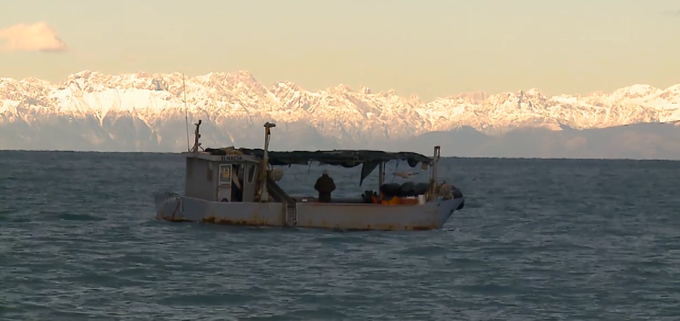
1;151;680;320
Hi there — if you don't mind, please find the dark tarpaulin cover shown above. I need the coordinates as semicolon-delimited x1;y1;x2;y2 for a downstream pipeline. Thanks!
236;148;432;186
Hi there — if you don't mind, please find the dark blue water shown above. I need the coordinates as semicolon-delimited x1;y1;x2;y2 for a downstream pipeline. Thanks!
1;151;679;320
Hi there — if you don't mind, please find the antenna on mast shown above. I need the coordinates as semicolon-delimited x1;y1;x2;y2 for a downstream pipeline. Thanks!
182;73;190;152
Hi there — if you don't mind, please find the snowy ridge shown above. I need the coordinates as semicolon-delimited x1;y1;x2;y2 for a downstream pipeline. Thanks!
1;70;679;153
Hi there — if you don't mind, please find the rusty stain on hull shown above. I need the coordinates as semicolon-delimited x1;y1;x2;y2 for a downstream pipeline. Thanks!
160;210;444;231
201;215;272;227
194;216;436;231
170;201;181;221
158;215;188;223
326;225;437;232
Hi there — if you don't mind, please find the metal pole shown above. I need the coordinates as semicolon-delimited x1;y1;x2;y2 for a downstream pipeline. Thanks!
430;146;441;196
260;127;270;202
183;74;190;152
260;122;276;202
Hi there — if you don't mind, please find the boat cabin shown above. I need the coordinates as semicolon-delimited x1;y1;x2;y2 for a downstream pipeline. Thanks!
180;120;442;206
181;151;261;203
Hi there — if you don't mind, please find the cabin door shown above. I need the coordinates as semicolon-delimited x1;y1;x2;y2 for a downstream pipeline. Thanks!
217;164;232;202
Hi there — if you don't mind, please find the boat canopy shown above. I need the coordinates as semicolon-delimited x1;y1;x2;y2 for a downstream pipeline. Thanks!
235;148;433;186
236;148;431;167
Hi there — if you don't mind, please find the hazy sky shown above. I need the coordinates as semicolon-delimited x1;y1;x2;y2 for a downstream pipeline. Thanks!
1;0;679;101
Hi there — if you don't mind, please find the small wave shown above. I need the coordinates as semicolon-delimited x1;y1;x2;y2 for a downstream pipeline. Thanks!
398;245;448;256
57;213;105;221
0;215;32;223
459;283;516;295
254;308;350;321
158;292;260;306
313;234;378;245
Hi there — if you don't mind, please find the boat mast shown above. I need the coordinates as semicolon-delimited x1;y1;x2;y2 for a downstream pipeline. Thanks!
182;74;190;152
258;122;276;202
429;145;441;197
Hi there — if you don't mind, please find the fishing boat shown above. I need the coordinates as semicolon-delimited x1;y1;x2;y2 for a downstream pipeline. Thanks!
153;121;465;231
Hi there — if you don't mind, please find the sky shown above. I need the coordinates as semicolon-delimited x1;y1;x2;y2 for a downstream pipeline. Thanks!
1;0;679;101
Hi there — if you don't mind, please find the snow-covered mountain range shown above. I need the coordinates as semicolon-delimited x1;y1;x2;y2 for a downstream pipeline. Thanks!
1;70;679;158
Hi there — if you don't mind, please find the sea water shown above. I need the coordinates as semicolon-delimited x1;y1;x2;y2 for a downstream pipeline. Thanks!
1;151;679;320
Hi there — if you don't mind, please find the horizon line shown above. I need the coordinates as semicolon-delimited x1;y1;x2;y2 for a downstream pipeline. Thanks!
1;148;679;162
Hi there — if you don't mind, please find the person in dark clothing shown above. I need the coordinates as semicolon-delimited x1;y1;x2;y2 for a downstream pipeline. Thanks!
314;170;336;203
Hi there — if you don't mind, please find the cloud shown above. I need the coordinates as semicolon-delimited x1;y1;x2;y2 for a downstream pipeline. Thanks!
0;22;68;53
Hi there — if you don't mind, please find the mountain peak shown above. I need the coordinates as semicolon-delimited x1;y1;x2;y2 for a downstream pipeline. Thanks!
325;84;353;94
611;84;662;99
69;70;101;80
358;86;371;95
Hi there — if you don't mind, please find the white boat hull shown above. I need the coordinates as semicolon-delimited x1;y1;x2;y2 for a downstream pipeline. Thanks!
153;193;464;231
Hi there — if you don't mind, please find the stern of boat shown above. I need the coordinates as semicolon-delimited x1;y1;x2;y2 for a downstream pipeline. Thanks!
153;192;184;222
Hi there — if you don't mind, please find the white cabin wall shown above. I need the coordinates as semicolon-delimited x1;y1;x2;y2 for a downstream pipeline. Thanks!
185;158;218;201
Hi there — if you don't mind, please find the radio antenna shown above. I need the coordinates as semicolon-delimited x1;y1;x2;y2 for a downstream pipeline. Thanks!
182;73;190;152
